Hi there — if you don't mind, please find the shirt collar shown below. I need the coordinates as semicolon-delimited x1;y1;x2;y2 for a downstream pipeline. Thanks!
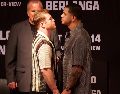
70;22;83;36
37;30;50;41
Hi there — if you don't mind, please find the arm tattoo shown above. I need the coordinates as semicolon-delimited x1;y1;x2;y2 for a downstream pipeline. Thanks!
66;66;82;89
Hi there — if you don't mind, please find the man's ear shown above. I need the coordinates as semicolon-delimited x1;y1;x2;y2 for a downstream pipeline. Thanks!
72;15;77;22
40;22;45;29
27;11;30;17
40;22;43;26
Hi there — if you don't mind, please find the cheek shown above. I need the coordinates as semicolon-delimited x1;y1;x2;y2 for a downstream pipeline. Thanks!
63;17;68;22
31;13;35;17
50;22;55;28
52;21;55;25
29;12;34;16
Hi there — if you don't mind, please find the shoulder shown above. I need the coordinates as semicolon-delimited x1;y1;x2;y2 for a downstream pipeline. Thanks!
77;28;90;40
12;20;29;28
73;29;90;46
39;39;53;49
40;43;52;53
38;43;52;55
10;20;30;35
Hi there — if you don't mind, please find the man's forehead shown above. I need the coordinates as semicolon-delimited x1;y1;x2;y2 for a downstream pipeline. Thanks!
29;7;42;12
63;7;69;13
28;3;42;10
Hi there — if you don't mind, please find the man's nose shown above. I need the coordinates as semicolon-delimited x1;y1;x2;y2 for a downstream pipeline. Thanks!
61;14;62;17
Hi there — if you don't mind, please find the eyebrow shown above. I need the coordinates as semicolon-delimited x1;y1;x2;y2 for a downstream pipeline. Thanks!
31;10;41;12
49;17;52;20
31;10;36;12
63;11;66;15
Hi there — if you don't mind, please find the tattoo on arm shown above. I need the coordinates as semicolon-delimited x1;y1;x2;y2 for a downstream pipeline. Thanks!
66;65;82;89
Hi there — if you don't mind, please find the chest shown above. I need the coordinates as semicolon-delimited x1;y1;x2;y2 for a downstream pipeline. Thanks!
64;36;76;56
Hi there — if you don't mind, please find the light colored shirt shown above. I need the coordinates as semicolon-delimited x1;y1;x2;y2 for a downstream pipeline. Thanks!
32;30;54;92
38;43;52;69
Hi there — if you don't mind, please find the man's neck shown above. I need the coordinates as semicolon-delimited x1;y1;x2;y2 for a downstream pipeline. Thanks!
38;27;49;38
68;20;80;31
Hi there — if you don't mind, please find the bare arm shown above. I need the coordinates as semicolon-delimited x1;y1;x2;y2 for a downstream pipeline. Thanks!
61;66;82;94
38;44;59;94
65;66;82;90
41;68;59;94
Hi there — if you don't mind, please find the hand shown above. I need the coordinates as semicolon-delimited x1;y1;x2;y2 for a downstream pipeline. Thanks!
8;82;17;89
56;51;62;63
56;56;61;62
61;89;71;94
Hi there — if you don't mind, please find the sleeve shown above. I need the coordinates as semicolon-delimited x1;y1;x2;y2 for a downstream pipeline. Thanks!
72;36;87;66
5;24;18;83
38;44;52;69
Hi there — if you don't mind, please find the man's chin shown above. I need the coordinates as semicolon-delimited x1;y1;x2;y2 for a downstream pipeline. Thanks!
52;27;56;30
62;23;65;25
61;21;65;25
49;27;56;31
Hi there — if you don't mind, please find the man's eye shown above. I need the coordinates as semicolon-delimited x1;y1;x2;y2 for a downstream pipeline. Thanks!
49;18;52;20
31;10;36;12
